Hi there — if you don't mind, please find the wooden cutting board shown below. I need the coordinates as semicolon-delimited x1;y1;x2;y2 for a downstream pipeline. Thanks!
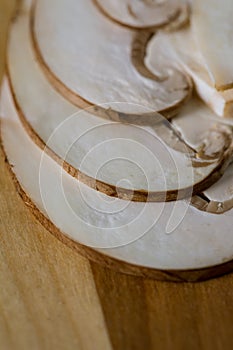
1;1;233;349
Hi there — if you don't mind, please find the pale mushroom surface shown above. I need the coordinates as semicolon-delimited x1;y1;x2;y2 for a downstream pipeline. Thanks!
172;98;217;151
95;0;186;29
8;11;227;201
192;163;233;215
171;98;233;168
204;164;233;204
174;100;233;214
192;0;233;90
2;80;233;270
32;0;190;115
146;28;233;118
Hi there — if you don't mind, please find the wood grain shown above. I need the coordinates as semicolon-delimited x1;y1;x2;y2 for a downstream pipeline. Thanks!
1;1;233;349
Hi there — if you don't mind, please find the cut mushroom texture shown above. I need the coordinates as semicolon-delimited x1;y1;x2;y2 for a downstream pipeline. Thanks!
3;79;233;275
172;99;233;214
192;163;233;214
31;0;191;119
192;0;233;91
2;1;233;279
94;0;189;29
172;98;233;160
146;28;233;118
7;8;233;202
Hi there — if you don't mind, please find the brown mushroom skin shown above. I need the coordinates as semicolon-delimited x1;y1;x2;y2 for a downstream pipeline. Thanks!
94;0;190;31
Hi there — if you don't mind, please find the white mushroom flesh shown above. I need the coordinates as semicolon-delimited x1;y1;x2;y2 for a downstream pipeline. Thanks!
192;0;233;90
32;0;190;115
2;79;233;269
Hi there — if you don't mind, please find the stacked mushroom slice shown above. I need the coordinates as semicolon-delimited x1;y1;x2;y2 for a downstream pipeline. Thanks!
146;3;233;118
2;0;233;279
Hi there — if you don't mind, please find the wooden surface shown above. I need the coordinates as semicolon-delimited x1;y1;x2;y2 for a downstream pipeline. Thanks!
1;1;233;349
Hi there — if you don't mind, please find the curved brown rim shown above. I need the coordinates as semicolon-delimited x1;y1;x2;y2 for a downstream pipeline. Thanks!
30;0;193;121
6;65;233;204
7;5;230;203
7;4;233;206
191;193;233;215
217;82;233;92
3;0;233;283
2;121;233;283
93;0;182;31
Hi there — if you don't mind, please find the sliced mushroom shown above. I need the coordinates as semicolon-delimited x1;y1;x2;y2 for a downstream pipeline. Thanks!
192;0;233;91
94;0;189;30
172;99;233;214
146;28;233;118
31;0;191;118
3;78;233;274
172;98;233;160
204;162;233;208
192;163;233;214
7;10;233;202
172;98;217;152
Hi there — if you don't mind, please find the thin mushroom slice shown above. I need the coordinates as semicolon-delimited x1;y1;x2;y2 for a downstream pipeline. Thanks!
172;98;217;152
170;99;233;214
192;163;233;214
8;10;225;202
192;0;233;91
204;163;233;210
4;80;233;274
31;0;191;117
146;28;233;118
172;98;233;163
94;0;189;30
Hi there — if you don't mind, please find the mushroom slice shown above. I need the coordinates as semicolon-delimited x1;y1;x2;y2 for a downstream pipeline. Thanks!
171;99;233;214
192;163;233;214
94;0;189;30
192;0;233;91
31;0;191;118
172;99;217;152
4;79;233;274
172;98;233;160
146;28;233;118
9;9;224;202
